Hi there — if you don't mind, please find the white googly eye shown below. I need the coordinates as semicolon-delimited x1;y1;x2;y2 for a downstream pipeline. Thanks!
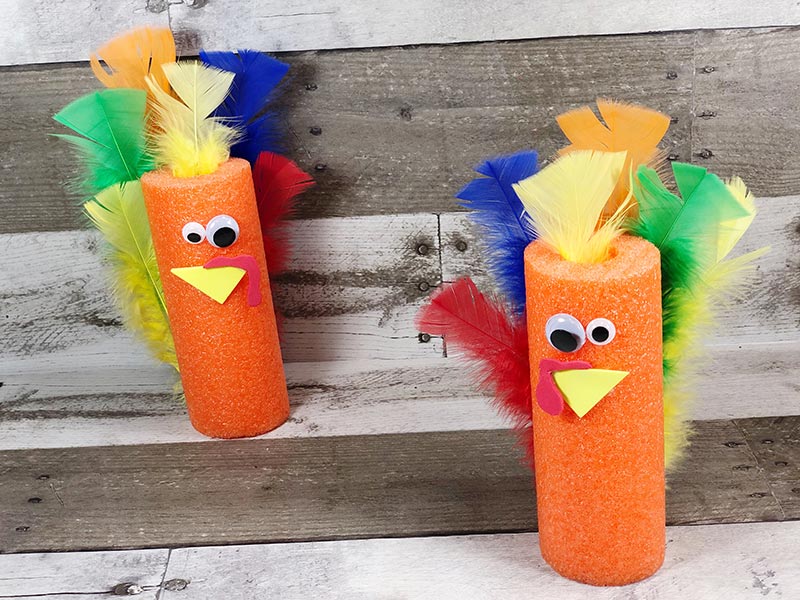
587;318;616;346
182;222;206;244
206;215;240;248
545;313;586;353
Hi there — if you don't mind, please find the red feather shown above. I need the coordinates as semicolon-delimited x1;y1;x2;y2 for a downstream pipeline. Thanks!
253;151;314;275
416;277;534;464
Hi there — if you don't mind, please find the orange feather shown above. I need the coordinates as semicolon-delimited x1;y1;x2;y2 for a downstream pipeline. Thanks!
90;27;175;95
557;99;670;216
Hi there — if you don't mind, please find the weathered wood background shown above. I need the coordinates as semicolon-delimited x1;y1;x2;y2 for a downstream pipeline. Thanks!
1;1;799;597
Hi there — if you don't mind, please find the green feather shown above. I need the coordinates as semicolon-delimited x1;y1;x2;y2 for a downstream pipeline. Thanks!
54;89;154;196
630;162;754;468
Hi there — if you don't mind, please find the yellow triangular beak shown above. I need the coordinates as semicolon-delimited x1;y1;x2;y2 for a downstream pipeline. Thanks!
552;368;629;418
171;266;246;304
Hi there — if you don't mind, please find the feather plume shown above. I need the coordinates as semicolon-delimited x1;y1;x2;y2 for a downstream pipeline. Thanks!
53;89;154;196
146;61;239;177
253;151;314;275
456;150;538;315
90;27;175;94
718;177;757;261
85;182;177;369
200;50;290;164
629;162;764;467
513;150;631;263
416;278;533;462
557;99;670;216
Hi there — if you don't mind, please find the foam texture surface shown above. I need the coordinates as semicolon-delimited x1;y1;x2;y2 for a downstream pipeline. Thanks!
141;158;289;438
525;235;665;586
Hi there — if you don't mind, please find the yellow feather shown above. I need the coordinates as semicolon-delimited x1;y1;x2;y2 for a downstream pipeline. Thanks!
512;150;631;263
717;177;757;261
86;182;177;369
146;61;238;178
90;28;175;95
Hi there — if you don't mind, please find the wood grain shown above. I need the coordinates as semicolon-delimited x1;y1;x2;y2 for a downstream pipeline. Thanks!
4;0;799;66
0;418;792;553
158;521;800;599
1;0;167;67
2;342;799;451
0;548;168;598
692;28;800;197
2;30;694;232
0;214;441;365
736;416;800;517
0;359;501;451
2;521;797;598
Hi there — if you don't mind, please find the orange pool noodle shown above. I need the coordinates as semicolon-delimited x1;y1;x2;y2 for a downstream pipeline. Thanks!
525;235;664;586
141;158;289;438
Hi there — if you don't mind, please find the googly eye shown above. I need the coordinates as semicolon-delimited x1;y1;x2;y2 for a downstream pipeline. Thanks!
545;313;586;353
182;222;206;244
206;215;240;248
587;318;616;346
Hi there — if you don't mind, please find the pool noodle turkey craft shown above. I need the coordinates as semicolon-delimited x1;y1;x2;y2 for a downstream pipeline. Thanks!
54;29;313;438
417;100;765;586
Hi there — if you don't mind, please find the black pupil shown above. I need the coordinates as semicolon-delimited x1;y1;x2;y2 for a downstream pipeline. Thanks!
591;326;610;343
213;227;237;248
186;232;201;243
550;329;578;352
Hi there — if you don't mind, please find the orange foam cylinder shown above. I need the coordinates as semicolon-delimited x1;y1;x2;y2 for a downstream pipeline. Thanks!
141;158;289;438
525;235;664;586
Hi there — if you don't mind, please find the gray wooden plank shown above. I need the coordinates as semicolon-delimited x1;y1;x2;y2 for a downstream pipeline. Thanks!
0;418;790;553
1;340;798;450
0;359;500;450
1;30;696;232
1;1;167;67
4;521;798;598
736;416;800;518
7;28;800;232
693;27;800;198
440;195;800;346
0;214;441;365
157;522;800;599
5;0;800;66
0;549;168;599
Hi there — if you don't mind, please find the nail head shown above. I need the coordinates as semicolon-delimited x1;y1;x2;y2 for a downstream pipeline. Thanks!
113;582;144;595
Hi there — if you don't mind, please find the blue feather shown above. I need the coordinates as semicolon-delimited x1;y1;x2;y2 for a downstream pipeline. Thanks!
456;150;539;314
199;49;290;164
